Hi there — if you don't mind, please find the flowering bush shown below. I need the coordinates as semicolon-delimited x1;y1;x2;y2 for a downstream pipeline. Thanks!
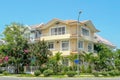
4;56;9;62
24;49;29;53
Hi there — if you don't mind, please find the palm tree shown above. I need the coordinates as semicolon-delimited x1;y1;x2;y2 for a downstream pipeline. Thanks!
47;52;62;74
67;54;77;71
79;52;94;73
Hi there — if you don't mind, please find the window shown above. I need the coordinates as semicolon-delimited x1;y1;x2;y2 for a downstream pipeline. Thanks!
51;26;65;35
61;27;65;34
78;41;84;49
35;31;41;38
51;28;57;35
30;33;35;41
58;27;62;34
82;28;90;36
61;41;69;51
88;43;93;52
48;42;54;50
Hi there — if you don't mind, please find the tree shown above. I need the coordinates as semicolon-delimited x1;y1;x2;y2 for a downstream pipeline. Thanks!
78;52;94;73
47;52;62;74
67;54;77;71
29;40;52;66
94;43;114;71
2;23;30;73
114;49;120;70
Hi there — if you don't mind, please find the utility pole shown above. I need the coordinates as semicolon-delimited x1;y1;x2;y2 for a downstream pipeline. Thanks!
77;11;82;76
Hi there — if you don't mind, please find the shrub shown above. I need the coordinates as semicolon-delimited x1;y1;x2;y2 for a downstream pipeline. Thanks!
113;70;120;76
62;66;69;73
80;65;86;73
108;70;120;76
66;71;76;77
68;66;73;71
39;66;48;73
34;70;41;76
43;69;53;77
92;71;99;77
108;71;115;76
0;69;4;74
57;72;65;75
3;71;9;75
86;65;92;73
101;71;108;76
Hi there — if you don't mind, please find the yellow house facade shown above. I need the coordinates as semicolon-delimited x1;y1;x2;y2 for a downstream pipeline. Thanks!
27;18;115;56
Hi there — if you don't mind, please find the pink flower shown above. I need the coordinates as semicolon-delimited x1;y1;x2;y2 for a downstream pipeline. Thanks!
4;56;9;62
24;49;29;53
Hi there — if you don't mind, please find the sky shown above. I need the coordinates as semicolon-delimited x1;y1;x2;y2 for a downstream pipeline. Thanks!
0;0;120;48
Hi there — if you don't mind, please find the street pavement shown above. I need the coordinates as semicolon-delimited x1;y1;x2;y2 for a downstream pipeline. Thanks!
0;76;120;80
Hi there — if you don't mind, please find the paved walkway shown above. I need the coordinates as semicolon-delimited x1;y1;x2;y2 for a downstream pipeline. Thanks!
0;76;120;80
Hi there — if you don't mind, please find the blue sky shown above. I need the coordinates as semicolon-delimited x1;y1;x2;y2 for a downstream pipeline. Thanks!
0;0;120;48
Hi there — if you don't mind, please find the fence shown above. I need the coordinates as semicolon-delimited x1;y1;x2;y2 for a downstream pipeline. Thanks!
0;66;15;73
24;66;39;74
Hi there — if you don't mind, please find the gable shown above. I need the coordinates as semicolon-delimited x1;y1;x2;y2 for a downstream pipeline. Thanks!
81;20;100;32
41;18;67;29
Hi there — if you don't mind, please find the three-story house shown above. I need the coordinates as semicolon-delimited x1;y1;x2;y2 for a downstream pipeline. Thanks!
26;18;115;56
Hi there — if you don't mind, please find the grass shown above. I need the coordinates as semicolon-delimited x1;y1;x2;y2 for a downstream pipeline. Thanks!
0;73;120;78
17;73;35;77
50;75;68;78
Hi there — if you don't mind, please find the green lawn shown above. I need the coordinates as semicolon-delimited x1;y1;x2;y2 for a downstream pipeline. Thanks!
0;73;120;78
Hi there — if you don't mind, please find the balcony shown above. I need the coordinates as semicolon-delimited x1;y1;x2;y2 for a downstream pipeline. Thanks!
70;33;94;42
29;29;95;42
81;35;94;42
40;33;71;41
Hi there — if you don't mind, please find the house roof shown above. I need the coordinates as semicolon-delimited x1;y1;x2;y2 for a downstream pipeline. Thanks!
81;20;100;32
64;20;77;23
94;34;116;48
34;18;100;32
29;23;44;29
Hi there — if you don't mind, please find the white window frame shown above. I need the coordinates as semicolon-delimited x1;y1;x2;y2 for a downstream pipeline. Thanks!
48;42;55;50
51;28;57;35
78;40;84;50
81;26;90;36
61;40;69;51
50;26;66;35
88;42;93;52
30;33;35;41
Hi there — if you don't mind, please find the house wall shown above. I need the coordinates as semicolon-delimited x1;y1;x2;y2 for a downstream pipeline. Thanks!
42;23;69;36
40;21;95;55
69;25;77;35
49;40;70;56
70;39;77;52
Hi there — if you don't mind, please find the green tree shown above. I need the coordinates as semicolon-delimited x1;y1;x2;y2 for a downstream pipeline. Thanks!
79;52;94;73
2;23;30;73
47;52;62;74
68;54;77;71
114;49;120;70
29;40;52;66
94;43;114;71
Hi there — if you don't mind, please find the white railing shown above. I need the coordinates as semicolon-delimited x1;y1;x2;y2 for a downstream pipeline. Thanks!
0;66;15;73
24;66;39;74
